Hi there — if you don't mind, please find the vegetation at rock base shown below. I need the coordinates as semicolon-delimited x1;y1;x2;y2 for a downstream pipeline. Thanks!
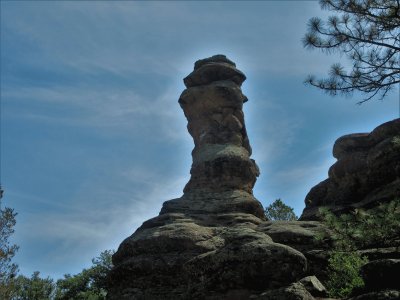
326;251;369;298
264;199;298;221
303;0;400;103
54;249;114;300
319;198;400;298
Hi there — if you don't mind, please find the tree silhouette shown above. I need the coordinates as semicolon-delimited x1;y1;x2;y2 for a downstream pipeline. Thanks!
265;199;298;221
303;0;400;103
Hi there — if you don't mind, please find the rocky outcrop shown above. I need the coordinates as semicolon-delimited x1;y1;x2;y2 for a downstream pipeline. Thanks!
106;55;314;299
300;118;400;220
298;118;400;300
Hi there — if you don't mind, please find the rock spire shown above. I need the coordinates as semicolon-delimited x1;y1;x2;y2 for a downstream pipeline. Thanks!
161;54;264;218
107;55;311;299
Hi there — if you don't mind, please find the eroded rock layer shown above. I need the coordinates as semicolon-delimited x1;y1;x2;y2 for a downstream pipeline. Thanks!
300;118;400;220
107;55;314;299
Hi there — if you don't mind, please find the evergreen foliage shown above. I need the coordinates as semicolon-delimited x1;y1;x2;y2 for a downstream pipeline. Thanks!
303;0;400;103
264;199;298;221
319;199;400;298
326;252;368;298
320;198;400;250
12;271;55;300
0;197;19;299
54;250;114;300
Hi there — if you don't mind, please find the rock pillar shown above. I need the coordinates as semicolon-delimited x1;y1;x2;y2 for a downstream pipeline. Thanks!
180;55;258;194
107;55;308;300
160;55;264;218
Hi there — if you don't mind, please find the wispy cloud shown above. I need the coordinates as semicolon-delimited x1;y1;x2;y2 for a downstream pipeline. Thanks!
246;98;305;164
13;165;188;278
274;158;335;184
2;1;340;80
4;83;189;142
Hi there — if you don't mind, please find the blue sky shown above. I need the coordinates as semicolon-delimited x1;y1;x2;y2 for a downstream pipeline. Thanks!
1;1;398;280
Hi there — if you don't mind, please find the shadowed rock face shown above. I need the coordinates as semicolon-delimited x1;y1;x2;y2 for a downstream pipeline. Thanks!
106;55;312;299
300;118;400;220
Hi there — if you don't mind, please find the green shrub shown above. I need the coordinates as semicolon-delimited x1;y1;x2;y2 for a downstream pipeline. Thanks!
319;199;400;297
325;251;368;298
320;199;400;250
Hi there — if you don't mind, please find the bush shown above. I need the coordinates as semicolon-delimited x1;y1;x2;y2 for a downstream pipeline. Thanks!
325;251;368;298
320;199;400;250
319;198;400;298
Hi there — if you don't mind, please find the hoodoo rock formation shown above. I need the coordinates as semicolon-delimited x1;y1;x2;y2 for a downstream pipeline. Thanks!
107;55;326;299
106;55;399;299
300;118;400;221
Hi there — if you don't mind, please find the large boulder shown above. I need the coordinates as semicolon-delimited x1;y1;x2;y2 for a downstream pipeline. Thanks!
299;276;328;298
258;221;332;283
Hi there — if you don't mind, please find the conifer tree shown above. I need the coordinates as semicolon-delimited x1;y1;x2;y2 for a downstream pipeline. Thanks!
303;0;400;103
0;191;19;299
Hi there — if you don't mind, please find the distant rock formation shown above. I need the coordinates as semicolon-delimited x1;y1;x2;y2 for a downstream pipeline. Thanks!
301;118;400;220
107;55;326;299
